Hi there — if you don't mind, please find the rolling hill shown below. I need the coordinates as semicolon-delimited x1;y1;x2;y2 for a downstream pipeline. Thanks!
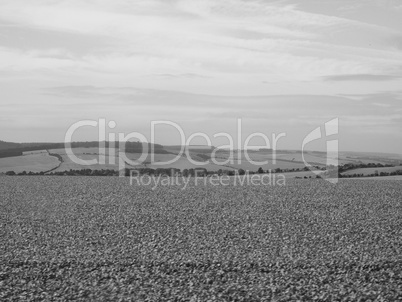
0;140;401;175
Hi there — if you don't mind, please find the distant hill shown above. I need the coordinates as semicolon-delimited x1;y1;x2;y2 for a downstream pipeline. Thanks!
0;140;169;159
1;140;401;174
0;140;22;151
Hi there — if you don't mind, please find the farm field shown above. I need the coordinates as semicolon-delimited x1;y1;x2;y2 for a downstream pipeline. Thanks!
21;147;382;172
339;151;402;166
48;148;235;172
22;150;48;156
342;166;402;176
216;150;368;166
342;175;402;181
1;177;401;300
220;160;308;172
0;153;60;173
2;146;401;174
49;148;124;172
280;170;322;178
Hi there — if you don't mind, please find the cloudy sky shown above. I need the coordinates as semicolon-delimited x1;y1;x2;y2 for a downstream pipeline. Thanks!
1;0;402;153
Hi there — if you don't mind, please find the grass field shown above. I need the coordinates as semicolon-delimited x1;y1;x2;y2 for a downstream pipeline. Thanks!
339;151;402;166
1;177;401;300
342;166;402;176
22;150;48;156
44;148;365;173
48;148;235;172
0;153;60;173
342;175;402;181
49;148;121;172
2;146;400;174
280;170;322;178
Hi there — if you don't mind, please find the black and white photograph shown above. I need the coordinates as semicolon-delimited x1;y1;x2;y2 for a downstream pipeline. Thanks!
1;0;402;300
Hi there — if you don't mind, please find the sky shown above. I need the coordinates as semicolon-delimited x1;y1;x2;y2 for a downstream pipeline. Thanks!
0;0;402;153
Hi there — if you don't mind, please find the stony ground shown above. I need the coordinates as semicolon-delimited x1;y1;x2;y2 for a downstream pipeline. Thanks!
1;176;401;301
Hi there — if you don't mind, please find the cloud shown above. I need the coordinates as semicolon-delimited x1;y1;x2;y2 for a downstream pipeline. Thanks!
372;102;392;108
1;0;402;84
0;46;77;73
152;73;211;79
1;0;402;152
324;74;402;81
42;86;402;119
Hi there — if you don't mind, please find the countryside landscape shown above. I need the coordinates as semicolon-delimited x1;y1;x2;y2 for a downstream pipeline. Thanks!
1;0;402;300
1;140;402;179
1;139;402;300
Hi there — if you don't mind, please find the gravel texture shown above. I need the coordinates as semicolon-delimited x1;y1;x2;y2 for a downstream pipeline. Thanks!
1;177;402;301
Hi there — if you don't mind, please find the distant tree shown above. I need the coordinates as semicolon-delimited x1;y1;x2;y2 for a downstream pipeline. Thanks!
238;169;245;175
257;167;264;174
189;168;195;177
194;168;207;177
5;171;15;176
